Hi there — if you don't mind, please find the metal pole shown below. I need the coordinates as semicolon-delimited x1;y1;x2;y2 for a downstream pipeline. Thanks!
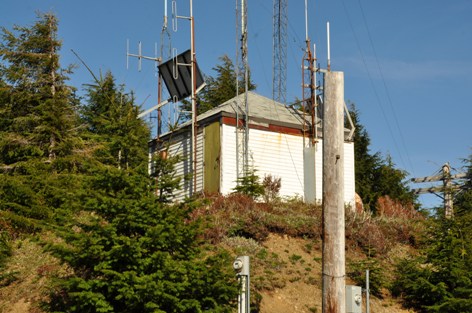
235;0;240;182
326;22;331;71
366;269;370;313
190;0;197;194
234;256;250;313
322;71;345;313
242;0;249;175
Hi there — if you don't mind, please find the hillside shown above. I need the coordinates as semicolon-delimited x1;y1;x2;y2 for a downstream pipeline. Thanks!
1;193;422;313
192;194;422;313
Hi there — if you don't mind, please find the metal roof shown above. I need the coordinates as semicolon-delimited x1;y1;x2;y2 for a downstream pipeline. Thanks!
186;91;314;130
154;91;355;142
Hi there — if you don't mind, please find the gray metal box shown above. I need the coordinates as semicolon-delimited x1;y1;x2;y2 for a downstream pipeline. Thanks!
346;285;362;313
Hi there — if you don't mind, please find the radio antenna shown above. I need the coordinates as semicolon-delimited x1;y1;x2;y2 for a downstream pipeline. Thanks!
327;21;331;71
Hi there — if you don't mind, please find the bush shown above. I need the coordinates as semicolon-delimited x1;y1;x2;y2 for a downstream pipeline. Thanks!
233;169;264;199
262;174;281;203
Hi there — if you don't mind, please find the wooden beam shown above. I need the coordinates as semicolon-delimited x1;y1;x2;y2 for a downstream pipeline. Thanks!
412;186;460;195
411;174;443;183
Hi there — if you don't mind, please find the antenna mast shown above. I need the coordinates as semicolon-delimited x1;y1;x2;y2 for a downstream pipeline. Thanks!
240;0;249;175
302;0;318;145
158;0;173;138
272;0;287;105
172;0;198;193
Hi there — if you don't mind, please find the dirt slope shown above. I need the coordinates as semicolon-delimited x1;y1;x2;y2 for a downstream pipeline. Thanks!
257;234;411;313
1;233;413;313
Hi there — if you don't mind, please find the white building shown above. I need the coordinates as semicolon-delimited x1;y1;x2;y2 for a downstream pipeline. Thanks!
150;91;355;205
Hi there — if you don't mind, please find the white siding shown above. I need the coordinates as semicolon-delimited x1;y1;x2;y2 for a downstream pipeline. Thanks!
303;141;355;206
221;124;306;198
343;142;356;207
165;130;204;201
220;124;239;194
248;128;305;198
220;124;355;205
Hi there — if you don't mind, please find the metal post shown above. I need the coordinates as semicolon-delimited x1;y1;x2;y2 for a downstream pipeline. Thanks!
241;0;249;175
366;270;370;313
190;0;198;194
322;71;345;313
234;256;250;313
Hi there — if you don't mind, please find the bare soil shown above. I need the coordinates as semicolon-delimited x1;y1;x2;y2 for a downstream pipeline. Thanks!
258;233;412;313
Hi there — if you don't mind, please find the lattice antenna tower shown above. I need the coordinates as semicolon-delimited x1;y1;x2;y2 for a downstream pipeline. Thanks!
272;0;288;105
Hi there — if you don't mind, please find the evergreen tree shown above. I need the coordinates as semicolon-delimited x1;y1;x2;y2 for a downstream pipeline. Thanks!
81;71;149;170
49;168;237;312
348;103;415;212
181;55;256;115
48;65;237;312
0;13;78;163
392;154;472;312
0;13;82;236
348;104;381;211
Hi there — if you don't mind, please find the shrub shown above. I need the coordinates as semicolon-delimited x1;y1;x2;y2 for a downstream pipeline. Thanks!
233;169;264;199
262;174;281;203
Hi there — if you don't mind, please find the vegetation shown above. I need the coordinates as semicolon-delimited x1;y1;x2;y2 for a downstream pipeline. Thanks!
1;12;471;313
0;12;81;237
0;14;237;312
391;155;472;312
232;168;265;200
181;54;256;115
348;103;417;212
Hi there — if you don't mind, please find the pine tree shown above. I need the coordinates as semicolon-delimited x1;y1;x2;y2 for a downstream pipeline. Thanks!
181;55;256;115
392;155;472;312
0;13;78;163
81;71;149;170
0;13;82;236
348;103;415;212
49;169;237;312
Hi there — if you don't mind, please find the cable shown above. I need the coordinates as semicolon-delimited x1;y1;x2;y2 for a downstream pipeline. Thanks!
356;0;416;176
340;0;407;172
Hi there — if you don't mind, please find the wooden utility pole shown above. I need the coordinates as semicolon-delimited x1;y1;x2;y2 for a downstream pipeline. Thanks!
411;163;467;218
322;71;345;313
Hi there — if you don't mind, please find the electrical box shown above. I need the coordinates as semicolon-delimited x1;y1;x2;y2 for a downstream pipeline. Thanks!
346;285;362;313
233;256;250;276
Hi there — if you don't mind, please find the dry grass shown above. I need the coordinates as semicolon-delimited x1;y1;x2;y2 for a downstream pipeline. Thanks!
0;235;69;313
0;194;423;313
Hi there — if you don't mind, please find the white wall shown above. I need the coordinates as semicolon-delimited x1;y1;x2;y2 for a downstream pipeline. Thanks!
165;130;204;201
220;124;355;205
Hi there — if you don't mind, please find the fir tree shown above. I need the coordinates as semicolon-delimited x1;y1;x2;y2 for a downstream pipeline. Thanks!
0;13;78;163
81;71;149;170
49;168;237;312
348;103;416;212
181;55;256;115
0;13;82;236
392;154;472;312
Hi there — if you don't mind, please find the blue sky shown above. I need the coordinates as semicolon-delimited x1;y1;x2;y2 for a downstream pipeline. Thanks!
2;0;471;209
